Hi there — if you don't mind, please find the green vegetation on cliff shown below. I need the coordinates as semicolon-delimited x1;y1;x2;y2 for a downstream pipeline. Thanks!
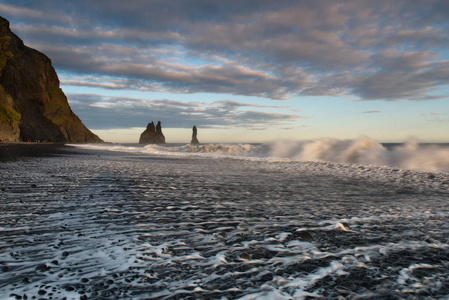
0;102;20;124
0;36;13;70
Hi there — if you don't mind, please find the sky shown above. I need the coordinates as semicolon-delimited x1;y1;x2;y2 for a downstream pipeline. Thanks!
1;0;449;143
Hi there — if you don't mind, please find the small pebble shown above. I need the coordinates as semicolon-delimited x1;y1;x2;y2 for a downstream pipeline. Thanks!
339;222;350;231
297;231;314;242
35;264;49;272
239;253;251;261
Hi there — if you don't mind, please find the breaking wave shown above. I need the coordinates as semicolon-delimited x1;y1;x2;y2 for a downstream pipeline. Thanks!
269;137;449;172
72;136;449;172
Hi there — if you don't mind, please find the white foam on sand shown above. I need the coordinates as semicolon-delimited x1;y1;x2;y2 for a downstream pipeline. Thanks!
1;149;449;299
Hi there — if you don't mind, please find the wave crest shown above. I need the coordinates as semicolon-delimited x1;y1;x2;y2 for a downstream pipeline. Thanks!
180;143;268;157
71;137;449;172
270;137;386;164
270;137;449;171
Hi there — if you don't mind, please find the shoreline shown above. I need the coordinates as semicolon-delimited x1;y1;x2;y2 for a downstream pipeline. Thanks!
0;142;77;162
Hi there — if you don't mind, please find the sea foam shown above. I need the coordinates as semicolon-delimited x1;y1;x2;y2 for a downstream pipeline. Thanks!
71;136;449;172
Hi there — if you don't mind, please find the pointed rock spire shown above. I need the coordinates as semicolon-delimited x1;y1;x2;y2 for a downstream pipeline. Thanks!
191;125;199;144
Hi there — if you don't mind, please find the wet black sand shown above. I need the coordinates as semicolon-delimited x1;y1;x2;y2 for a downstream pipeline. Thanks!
0;143;78;162
1;149;449;299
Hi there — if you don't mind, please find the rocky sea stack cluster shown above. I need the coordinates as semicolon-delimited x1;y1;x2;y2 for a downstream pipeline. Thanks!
139;121;165;144
0;16;102;143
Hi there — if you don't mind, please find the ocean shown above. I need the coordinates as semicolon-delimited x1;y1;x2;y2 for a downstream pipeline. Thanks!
1;137;449;299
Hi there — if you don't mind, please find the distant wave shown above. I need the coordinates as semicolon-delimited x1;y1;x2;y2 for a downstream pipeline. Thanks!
176;143;270;157
72;137;449;172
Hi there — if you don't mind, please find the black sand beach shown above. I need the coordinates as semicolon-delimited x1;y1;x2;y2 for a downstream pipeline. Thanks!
1;143;449;299
0;143;78;162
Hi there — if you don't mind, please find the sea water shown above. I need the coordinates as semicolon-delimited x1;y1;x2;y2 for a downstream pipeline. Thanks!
1;137;449;299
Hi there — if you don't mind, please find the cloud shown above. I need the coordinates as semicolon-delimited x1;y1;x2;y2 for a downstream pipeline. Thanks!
12;23;182;47
362;110;381;114
211;100;290;110
2;0;449;101
67;93;305;130
352;62;449;101
427;111;448;123
58;62;306;99
186;4;371;70
0;3;68;23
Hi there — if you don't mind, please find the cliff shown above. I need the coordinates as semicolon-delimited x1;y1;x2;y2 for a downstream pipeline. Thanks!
139;121;166;144
0;16;102;143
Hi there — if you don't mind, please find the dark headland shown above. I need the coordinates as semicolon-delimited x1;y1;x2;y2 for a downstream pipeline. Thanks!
0;16;102;144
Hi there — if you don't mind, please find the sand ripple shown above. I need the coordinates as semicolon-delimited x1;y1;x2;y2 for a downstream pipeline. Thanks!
1;154;449;299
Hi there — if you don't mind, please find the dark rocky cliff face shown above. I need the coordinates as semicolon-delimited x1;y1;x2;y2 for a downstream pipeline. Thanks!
0;16;102;143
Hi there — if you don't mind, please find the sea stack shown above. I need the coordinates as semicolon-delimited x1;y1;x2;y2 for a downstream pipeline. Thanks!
0;17;102;143
191;125;199;144
139;121;166;144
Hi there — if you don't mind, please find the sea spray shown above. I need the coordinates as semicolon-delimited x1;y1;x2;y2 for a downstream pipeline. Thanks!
270;137;389;165
70;136;449;172
390;140;449;171
269;137;449;171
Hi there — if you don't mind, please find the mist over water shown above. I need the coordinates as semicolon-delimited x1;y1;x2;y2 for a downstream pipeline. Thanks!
77;136;449;172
